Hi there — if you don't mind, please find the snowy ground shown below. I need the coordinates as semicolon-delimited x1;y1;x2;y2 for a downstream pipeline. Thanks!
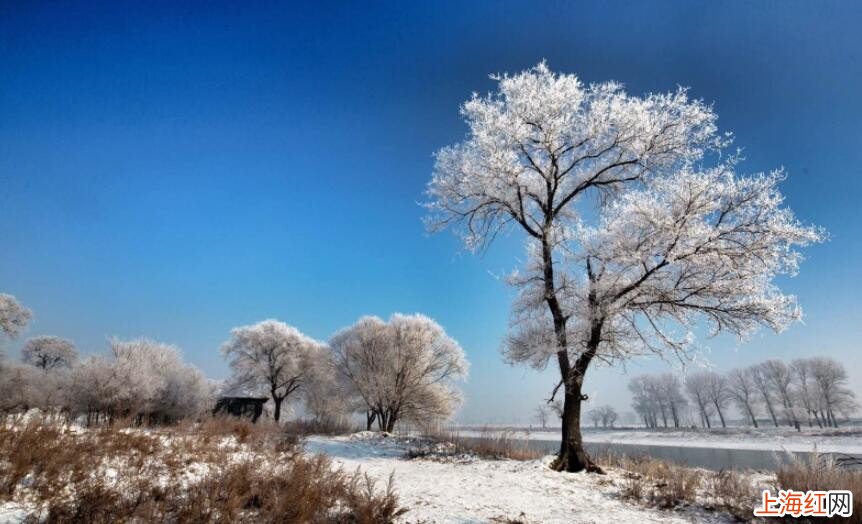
304;433;737;523
455;425;862;454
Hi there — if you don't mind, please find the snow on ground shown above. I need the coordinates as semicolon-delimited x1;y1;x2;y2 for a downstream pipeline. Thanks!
304;433;735;524
0;503;30;524
455;426;862;454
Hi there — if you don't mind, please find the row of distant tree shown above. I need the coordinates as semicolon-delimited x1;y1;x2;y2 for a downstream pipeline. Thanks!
0;293;468;431
629;359;858;430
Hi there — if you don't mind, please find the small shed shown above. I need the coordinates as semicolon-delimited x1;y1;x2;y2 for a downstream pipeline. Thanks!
213;396;269;423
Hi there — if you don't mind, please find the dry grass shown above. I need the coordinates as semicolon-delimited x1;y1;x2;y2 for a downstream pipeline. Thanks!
283;417;359;437
597;451;761;518
0;418;406;523
409;429;544;461
775;452;862;523
598;450;862;522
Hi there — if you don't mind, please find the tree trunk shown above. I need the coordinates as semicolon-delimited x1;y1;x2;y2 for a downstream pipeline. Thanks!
553;318;604;473
273;396;283;422
385;413;397;433
556;377;594;472
746;404;759;428
828;409;838;428
366;410;376;431
764;398;779;427
714;402;727;428
811;409;823;428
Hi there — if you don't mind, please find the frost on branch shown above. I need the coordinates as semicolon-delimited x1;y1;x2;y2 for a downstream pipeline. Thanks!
220;319;326;422
62;338;212;424
0;293;32;341
426;62;823;472
21;336;78;371
426;63;822;369
330;314;468;432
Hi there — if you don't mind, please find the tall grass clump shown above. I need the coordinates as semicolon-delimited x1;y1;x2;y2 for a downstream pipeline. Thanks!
409;428;544;461
776;452;862;523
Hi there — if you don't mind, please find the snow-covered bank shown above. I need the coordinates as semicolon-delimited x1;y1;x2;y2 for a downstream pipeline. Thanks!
454;426;862;454
304;433;735;523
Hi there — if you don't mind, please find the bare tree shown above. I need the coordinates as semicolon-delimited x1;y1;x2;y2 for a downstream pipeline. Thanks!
760;359;801;429
534;404;549;428
809;357;858;427
727;367;760;427
750;364;780;427
221;320;325;422
598;405;618;428
629;376;657;428
21;336;78;372
685;372;714;429
656;373;686;428
790;358;822;428
330;314;468;433
426;63;822;471
587;408;602;428
630;374;686;429
703;371;731;428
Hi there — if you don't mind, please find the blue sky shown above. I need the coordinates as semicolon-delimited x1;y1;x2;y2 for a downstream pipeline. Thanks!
2;1;860;423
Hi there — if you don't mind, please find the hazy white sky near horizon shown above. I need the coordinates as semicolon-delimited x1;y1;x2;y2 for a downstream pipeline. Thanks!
2;1;860;424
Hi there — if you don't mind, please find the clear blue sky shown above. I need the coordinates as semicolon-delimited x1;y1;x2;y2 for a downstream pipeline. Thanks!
2;1;860;423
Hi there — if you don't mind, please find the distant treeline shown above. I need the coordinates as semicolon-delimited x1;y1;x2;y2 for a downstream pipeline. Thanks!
629;358;858;430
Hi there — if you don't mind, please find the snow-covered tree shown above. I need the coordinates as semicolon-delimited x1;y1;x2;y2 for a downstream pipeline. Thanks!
727;367;761;427
702;371;731;428
750;363;781;427
760;359;801;429
63;339;211;424
426;63;822;471
629;373;686;428
0;363;40;413
221;319;324;422
657;374;687;428
790;358;823;428
330;314;468;432
302;353;350;425
65;355;120;423
21;336;78;372
685;372;715;428
808;357;858;427
0;294;32;362
597;405;618;428
109;338;212;423
629;376;660;428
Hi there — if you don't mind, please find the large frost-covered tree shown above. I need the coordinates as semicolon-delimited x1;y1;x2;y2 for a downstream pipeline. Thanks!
426;63;823;472
330;314;468;432
21;336;78;371
221;319;325;422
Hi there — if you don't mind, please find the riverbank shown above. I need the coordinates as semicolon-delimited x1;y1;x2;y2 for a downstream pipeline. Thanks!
305;432;742;523
454;425;862;454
